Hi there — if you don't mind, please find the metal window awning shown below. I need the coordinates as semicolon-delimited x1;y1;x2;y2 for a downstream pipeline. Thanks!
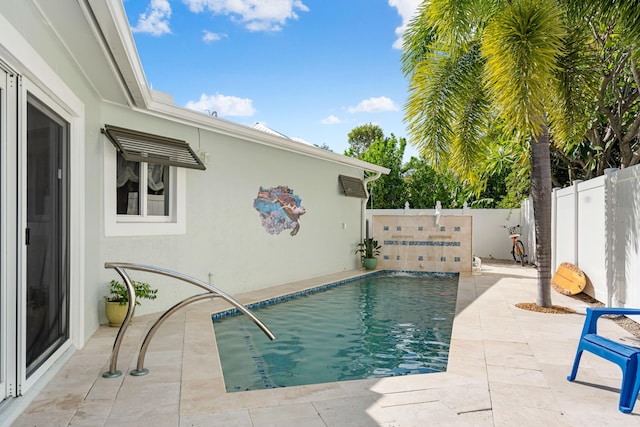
102;124;206;170
338;175;368;198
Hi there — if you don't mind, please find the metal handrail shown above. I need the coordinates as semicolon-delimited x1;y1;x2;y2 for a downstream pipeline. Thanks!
103;262;276;378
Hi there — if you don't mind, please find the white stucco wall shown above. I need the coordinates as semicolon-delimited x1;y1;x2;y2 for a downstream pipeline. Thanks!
367;208;522;261
97;104;367;320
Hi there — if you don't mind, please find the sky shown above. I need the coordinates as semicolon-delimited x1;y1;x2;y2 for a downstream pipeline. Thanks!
122;0;422;158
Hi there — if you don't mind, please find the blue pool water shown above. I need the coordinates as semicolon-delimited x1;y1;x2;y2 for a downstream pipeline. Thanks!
213;272;458;392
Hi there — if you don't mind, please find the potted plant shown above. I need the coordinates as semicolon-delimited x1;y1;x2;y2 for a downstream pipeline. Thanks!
104;279;158;327
355;238;382;270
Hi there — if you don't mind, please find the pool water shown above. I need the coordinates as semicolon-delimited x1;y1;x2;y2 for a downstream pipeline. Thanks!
213;272;458;392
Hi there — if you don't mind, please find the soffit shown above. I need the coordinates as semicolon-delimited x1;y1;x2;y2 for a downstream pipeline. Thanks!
32;0;131;106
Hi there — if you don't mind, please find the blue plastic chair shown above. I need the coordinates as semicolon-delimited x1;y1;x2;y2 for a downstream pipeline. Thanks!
567;307;640;413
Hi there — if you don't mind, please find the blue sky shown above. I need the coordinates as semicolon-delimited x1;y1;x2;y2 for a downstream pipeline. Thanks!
122;0;421;158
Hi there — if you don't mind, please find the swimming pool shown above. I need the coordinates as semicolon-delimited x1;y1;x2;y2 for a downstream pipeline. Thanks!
212;272;458;392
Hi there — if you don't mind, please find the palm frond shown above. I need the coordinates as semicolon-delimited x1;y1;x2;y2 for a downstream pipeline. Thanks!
549;18;600;147
401;2;437;78
450;45;491;176
426;0;502;54
482;0;566;137
404;51;456;167
405;45;486;170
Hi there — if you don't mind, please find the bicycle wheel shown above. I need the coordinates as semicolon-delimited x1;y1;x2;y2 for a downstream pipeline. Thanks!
516;240;526;266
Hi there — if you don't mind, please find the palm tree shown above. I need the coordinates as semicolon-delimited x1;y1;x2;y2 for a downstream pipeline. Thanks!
402;0;579;307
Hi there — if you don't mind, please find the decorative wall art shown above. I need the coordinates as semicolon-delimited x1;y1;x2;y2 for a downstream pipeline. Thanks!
253;186;306;236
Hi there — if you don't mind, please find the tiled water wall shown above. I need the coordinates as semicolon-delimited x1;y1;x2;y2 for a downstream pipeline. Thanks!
373;215;472;272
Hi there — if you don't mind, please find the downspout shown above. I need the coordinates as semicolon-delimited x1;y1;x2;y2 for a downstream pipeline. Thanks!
362;171;383;241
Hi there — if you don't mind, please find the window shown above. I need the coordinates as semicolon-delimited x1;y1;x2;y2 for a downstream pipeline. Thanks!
103;125;201;236
116;152;170;217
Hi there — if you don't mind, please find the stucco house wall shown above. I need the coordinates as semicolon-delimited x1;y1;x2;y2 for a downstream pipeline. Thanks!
96;104;369;323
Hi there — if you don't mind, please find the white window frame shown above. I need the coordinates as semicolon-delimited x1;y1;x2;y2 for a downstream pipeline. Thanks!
104;143;186;236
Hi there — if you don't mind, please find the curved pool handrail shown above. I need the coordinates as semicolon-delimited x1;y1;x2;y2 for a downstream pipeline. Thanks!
103;262;276;378
131;292;217;376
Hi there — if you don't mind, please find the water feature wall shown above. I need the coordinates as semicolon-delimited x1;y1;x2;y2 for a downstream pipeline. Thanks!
372;215;472;272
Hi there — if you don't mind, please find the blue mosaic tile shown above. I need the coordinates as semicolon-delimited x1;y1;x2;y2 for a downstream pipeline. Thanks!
383;240;461;247
211;271;382;320
211;270;459;322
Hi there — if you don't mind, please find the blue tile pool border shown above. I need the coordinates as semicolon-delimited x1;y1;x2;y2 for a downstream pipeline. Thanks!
211;270;459;321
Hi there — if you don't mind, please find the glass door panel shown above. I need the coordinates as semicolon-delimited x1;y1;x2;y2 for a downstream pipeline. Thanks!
25;96;68;377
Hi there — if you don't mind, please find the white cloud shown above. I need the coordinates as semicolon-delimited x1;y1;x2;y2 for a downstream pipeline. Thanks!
321;115;341;125
347;96;399;114
131;0;172;36
185;93;256;117
388;0;421;49
182;0;309;32
202;30;227;43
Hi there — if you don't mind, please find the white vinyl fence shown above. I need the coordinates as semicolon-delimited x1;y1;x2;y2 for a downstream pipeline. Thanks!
552;166;640;309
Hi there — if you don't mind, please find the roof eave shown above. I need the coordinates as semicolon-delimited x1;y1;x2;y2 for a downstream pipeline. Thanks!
87;0;389;175
144;98;391;175
86;0;151;107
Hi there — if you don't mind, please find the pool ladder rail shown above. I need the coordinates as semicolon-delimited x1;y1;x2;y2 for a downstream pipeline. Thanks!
102;262;276;378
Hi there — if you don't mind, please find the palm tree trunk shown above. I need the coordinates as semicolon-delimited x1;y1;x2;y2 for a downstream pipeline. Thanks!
531;125;553;307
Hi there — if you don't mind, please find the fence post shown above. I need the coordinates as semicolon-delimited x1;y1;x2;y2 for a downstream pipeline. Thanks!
573;180;583;266
604;168;619;307
551;189;558;271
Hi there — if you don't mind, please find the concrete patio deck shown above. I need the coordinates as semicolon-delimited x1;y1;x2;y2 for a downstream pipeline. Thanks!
7;261;640;426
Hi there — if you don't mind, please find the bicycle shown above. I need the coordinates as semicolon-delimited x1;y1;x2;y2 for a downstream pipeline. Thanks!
505;225;527;266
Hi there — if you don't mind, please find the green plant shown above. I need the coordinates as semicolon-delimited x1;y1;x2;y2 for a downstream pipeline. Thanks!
355;238;382;260
104;279;158;306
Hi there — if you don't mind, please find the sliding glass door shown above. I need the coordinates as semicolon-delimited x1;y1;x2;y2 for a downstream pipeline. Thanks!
0;62;70;404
